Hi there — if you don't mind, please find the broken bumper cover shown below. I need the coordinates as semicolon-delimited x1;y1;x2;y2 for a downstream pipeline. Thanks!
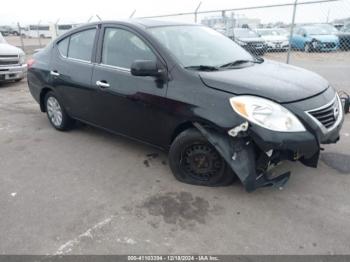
194;109;344;192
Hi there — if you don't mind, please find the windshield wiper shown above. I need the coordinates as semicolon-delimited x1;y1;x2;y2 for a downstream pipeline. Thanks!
219;57;264;68
184;65;219;71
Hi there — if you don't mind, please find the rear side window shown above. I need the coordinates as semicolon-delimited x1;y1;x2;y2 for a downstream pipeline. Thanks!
101;28;156;69
57;37;69;57
68;29;96;61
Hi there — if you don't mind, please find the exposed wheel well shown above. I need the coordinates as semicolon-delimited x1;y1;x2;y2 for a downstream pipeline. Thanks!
170;121;220;145
39;87;53;112
170;122;194;144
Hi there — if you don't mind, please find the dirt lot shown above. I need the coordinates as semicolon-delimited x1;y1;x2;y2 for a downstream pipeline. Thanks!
0;48;350;254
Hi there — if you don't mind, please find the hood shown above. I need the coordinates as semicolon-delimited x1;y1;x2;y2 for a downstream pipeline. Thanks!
310;34;339;42
0;43;23;56
199;60;329;103
237;37;264;43
261;35;288;42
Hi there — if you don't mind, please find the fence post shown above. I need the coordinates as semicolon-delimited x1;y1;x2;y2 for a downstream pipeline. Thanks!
37;20;42;48
129;9;136;18
286;0;298;64
194;1;202;23
17;22;25;52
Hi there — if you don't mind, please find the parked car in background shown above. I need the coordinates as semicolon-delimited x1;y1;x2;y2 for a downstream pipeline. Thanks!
337;23;350;50
291;25;339;52
233;28;268;55
0;26;11;36
27;20;344;192
256;28;289;51
56;24;78;36
0;33;27;82
275;28;290;38
22;25;51;38
0;25;20;36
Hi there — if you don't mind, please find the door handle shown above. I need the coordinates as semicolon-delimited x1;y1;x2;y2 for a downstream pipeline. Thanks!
96;80;110;89
50;70;60;76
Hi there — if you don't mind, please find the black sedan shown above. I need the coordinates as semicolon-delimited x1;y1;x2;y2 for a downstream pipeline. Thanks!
27;20;344;192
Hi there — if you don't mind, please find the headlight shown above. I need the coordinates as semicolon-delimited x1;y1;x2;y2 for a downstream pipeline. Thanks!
19;53;26;64
229;96;306;132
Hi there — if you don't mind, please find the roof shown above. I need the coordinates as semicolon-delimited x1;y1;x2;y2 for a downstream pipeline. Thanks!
82;18;195;29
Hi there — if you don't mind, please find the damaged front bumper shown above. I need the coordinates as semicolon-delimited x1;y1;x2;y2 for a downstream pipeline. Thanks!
194;100;344;192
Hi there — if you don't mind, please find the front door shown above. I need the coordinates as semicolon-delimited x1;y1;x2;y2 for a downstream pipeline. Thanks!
90;26;168;145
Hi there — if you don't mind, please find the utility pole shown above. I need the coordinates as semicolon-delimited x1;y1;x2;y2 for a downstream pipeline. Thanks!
286;0;297;64
17;22;25;52
37;20;42;48
194;1;202;23
326;9;331;23
129;9;136;18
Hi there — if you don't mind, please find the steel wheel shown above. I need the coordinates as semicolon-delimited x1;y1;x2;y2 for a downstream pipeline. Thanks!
180;143;224;182
47;96;63;127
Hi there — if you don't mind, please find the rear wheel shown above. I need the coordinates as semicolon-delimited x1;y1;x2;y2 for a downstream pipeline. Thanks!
44;92;74;131
169;128;236;187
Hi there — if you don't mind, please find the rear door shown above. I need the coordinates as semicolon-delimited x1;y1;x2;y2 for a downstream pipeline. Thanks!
50;27;97;121
90;25;168;145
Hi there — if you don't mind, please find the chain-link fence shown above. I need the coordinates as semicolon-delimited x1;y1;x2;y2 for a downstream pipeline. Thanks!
1;0;350;64
140;0;350;65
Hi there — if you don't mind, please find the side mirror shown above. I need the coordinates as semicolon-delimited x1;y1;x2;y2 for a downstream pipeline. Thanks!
131;60;164;78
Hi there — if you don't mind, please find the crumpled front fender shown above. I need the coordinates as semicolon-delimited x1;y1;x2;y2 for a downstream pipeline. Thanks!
194;122;290;192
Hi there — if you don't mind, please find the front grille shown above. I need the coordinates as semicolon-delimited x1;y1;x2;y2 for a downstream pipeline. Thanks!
248;42;264;47
308;97;339;129
0;55;18;58
0;60;19;66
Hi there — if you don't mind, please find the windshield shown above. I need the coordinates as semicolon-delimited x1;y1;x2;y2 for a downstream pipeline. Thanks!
0;33;6;44
305;25;337;35
233;28;260;38
148;25;252;68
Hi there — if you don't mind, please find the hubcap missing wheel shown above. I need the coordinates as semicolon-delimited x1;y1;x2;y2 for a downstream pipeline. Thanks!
181;143;224;181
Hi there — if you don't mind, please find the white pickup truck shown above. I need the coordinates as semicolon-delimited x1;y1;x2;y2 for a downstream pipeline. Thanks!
0;33;27;82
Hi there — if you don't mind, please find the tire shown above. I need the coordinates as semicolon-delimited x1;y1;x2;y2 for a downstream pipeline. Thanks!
304;42;312;52
169;128;236;187
44;91;74;131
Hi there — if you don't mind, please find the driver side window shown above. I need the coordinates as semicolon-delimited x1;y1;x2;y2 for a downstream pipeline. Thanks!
101;28;156;69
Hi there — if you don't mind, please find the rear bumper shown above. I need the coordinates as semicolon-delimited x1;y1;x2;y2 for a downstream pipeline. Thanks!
0;64;27;81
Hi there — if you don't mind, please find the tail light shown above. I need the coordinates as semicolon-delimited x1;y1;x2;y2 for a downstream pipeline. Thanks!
27;58;35;69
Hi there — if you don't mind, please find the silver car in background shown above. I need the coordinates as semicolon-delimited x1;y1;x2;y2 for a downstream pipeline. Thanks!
0;33;27;82
257;28;290;51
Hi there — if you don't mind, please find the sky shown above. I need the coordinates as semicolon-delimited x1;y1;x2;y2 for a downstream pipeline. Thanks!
1;0;349;26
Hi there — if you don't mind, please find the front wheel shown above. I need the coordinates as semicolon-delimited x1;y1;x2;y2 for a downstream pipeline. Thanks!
169;128;236;187
304;42;312;52
44;92;74;131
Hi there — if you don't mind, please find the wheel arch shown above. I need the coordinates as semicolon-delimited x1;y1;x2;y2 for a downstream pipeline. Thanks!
39;87;54;112
169;120;223;146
